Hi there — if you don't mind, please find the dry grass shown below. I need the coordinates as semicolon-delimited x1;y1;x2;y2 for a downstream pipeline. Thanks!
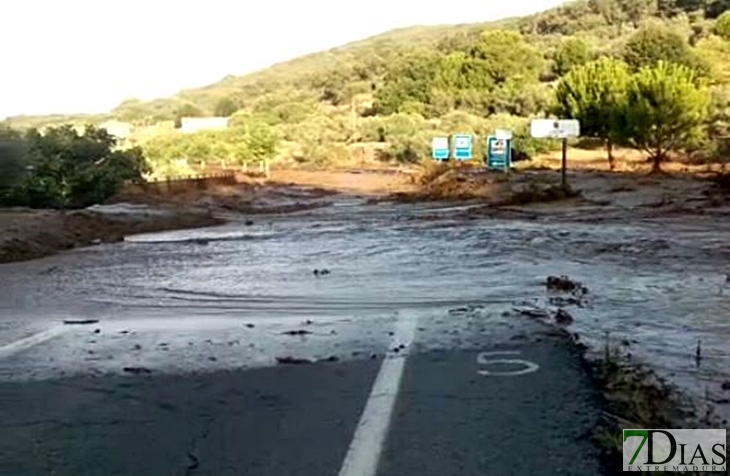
525;146;728;176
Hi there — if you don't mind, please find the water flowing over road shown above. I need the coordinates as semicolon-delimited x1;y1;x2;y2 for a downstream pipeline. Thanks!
1;195;729;474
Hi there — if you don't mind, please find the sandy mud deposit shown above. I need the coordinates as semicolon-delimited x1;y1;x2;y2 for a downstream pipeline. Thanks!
0;205;223;264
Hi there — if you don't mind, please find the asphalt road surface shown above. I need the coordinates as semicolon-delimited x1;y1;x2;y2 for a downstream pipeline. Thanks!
0;200;622;475
0;321;605;476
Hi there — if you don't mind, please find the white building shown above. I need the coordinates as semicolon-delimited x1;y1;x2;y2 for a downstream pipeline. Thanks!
179;117;229;133
99;120;133;139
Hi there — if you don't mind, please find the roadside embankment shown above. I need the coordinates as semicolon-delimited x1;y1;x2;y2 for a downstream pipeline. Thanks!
0;205;224;264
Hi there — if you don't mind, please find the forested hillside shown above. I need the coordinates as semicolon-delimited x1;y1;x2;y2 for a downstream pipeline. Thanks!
3;0;730;176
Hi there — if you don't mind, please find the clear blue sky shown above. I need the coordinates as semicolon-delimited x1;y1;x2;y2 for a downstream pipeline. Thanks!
0;0;565;118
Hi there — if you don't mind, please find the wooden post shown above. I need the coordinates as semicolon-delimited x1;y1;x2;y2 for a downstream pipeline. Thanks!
561;138;568;191
265;158;270;179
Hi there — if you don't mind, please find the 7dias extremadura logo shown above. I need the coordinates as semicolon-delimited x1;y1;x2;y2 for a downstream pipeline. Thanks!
623;429;726;472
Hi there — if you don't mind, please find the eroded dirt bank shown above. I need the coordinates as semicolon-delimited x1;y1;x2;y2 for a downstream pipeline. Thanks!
0;206;224;264
2;164;727;265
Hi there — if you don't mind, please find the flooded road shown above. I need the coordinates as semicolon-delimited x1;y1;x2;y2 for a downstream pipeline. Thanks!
1;195;729;474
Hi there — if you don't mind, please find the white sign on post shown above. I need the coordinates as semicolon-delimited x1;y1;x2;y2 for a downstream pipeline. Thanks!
530;119;580;139
495;129;513;140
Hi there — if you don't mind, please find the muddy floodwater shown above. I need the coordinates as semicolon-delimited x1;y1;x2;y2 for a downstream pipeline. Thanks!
1;196;729;423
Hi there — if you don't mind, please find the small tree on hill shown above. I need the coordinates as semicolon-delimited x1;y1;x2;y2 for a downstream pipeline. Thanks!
623;23;709;76
214;97;239;117
555;58;631;170
621;61;710;172
714;11;730;40
553;37;592;76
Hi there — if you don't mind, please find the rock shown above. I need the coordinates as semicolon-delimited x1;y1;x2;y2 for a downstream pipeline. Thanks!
554;309;574;326
63;319;100;325
123;366;152;375
245;323;255;328
276;356;313;365
721;381;730;391
245;220;254;226
282;330;312;336
546;275;587;294
319;356;340;363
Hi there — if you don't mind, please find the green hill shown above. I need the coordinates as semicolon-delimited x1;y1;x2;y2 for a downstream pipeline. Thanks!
4;0;730;175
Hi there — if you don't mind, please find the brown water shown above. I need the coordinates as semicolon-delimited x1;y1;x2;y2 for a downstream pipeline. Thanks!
1;197;729;422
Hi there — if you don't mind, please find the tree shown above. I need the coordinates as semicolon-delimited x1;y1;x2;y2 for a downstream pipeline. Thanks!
214;97;239;117
14;125;150;208
621;61;710;172
173;103;204;128
619;0;658;27
241;122;279;163
555;58;631;169
373;50;440;115
553;37;592;76
714;11;730;40
469;30;543;85
0;128;29;199
590;0;627;32
623;22;710;76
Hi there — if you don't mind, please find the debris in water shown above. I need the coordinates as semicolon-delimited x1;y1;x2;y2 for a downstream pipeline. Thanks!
187;453;200;471
245;220;254;226
546;275;588;294
63;319;99;325
313;269;331;277
94;329;101;334
133;344;142;351
276;356;313;365
304;320;314;325
549;296;585;307
554;309;574;326
513;308;551;319
721;381;730;391
123;366;152;375
282;330;312;336
449;307;470;315
245;323;255;329
696;339;702;368
319;356;340;363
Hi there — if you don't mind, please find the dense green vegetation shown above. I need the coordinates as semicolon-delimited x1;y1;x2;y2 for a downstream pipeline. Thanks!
0;126;149;208
2;0;730;175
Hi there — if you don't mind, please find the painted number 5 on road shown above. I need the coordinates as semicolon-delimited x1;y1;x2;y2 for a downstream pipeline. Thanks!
476;351;539;377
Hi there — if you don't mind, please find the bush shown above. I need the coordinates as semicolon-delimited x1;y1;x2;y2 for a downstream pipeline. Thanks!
714;11;730;40
2;125;150;209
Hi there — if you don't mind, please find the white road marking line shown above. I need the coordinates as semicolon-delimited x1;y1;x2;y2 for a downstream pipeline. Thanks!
337;315;418;476
0;326;70;360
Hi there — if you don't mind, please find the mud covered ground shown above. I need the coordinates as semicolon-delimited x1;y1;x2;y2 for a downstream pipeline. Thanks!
1;160;730;474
